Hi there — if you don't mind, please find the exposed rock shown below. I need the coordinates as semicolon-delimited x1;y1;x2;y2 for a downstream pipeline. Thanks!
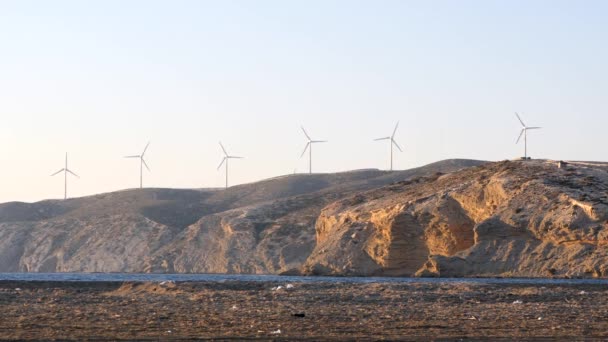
302;160;608;278
6;158;608;278
0;159;482;274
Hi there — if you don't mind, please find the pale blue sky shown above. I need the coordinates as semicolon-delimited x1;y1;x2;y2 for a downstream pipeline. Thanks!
1;0;607;202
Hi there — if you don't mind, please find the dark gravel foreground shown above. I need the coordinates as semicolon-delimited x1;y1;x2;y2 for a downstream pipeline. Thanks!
0;280;607;340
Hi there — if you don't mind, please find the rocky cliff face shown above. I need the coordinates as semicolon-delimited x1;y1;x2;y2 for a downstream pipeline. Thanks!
8;158;605;278
0;159;483;274
302;160;608;278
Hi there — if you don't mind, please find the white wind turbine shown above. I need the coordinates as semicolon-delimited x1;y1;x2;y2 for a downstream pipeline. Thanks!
300;126;327;174
124;142;150;189
50;152;79;200
217;142;243;189
374;121;403;171
515;113;541;159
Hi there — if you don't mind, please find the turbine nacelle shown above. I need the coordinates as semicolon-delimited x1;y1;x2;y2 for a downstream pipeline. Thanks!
217;155;243;170
50;168;79;178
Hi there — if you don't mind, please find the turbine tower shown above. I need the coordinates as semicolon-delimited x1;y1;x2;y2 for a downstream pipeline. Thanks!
374;121;403;171
217;142;243;189
124;142;150;188
515;113;541;159
50;152;79;200
300;126;327;174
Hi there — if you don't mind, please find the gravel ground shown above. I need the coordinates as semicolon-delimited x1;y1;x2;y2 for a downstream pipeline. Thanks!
0;280;607;340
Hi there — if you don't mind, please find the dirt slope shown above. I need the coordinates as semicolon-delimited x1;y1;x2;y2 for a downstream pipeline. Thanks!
0;159;482;273
302;160;608;278
144;160;484;274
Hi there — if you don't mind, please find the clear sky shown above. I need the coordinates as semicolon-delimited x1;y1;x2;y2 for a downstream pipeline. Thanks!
1;0;607;203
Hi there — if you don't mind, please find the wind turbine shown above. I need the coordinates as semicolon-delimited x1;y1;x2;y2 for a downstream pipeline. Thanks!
300;126;327;174
515;113;541;159
50;152;79;200
374;121;403;171
217;142;243;189
124;142;150;189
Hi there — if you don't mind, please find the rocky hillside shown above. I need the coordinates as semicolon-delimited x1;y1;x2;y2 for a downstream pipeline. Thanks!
0;159;483;273
302;160;608;278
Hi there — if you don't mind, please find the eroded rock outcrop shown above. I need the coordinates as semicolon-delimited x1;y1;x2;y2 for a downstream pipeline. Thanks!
0;159;483;273
303;160;608;278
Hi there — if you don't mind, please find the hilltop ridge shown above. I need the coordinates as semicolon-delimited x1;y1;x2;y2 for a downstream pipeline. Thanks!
5;157;607;278
302;159;608;278
0;159;483;273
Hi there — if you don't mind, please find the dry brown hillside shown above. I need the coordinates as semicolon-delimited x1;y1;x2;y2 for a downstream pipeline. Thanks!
302;160;608;278
0;159;483;273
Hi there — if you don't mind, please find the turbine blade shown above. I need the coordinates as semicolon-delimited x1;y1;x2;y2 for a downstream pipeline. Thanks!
217;157;226;170
219;142;228;156
516;129;525;144
124;155;141;158
301;126;311;141
228;156;244;159
374;137;390;141
50;168;65;177
515;112;526;127
66;169;80;178
142;158;150;171
300;142;310;158
391;121;400;138
142;141;150;157
312;140;327;143
527;127;542;130
392;139;403;152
